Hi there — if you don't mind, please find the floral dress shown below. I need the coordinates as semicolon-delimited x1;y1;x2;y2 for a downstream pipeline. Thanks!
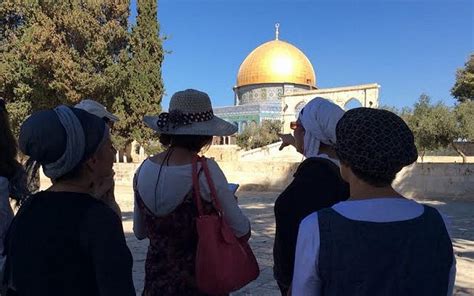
135;188;217;296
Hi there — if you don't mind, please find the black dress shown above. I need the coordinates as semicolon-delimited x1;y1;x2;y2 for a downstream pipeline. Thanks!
3;191;135;296
273;157;349;295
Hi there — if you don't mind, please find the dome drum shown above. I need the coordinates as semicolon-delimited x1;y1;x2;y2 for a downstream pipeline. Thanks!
235;83;315;105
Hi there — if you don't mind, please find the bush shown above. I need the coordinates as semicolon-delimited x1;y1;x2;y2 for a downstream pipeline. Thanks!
236;120;281;150
404;94;459;157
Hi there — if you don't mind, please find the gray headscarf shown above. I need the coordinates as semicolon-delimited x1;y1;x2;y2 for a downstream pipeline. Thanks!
19;105;109;180
42;106;86;179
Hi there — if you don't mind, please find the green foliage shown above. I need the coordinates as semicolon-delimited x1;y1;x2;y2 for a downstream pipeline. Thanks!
379;105;412;122
113;0;164;154
451;54;474;102
236;120;281;150
0;0;165;155
5;99;31;137
455;100;474;141
405;94;460;155
1;0;130;136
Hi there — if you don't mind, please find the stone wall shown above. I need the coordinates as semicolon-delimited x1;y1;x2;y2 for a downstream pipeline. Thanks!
281;83;380;133
40;160;474;200
205;145;240;162
393;163;474;200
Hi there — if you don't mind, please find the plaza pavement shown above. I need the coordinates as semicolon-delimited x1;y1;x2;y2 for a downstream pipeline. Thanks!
115;186;474;296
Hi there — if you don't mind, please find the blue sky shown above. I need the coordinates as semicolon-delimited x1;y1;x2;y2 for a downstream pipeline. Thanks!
130;0;473;110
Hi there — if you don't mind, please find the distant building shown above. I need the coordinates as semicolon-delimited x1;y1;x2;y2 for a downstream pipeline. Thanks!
214;24;380;135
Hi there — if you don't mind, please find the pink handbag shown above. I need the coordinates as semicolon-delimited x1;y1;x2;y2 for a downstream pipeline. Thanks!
192;156;259;294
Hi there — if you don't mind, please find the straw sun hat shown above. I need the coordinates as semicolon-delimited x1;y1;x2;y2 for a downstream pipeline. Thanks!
144;89;238;136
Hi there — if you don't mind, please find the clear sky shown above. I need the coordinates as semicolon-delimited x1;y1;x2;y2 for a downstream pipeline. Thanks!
130;0;473;110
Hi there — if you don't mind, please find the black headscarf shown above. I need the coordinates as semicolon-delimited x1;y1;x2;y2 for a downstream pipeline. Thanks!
335;108;418;180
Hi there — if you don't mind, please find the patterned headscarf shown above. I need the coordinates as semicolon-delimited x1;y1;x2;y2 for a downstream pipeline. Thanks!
335;107;418;179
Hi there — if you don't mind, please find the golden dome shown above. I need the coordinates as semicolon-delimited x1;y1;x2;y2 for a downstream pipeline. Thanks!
236;39;316;87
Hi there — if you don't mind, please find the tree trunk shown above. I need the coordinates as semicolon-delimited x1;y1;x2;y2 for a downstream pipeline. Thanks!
452;142;467;163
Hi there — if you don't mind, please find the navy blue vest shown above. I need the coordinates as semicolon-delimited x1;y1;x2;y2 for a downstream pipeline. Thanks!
318;205;453;296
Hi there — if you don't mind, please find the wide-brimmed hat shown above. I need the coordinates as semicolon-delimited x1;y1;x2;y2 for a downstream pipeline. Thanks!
144;89;237;136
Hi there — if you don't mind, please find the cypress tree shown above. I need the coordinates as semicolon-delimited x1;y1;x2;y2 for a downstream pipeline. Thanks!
113;0;164;154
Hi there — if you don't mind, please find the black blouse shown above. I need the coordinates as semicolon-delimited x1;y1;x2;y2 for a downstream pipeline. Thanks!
273;157;350;286
4;191;135;296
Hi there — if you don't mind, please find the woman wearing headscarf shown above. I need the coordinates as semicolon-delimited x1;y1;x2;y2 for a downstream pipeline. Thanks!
0;98;28;287
273;97;350;295
292;108;455;295
2;106;135;296
75;99;121;217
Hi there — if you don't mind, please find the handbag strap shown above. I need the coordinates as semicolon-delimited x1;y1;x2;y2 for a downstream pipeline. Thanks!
191;155;222;216
200;157;222;211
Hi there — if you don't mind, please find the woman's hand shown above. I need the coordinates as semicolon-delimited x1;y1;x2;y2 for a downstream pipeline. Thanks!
94;173;122;217
94;172;115;199
278;133;296;150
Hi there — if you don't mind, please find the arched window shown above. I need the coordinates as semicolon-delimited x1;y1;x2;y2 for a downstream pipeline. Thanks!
344;98;363;110
294;101;306;119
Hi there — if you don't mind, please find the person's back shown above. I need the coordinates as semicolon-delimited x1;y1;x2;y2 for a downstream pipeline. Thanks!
134;154;218;296
273;157;348;289
3;106;135;295
292;108;455;296
134;89;250;296
318;203;452;296
6;191;132;296
273;98;349;294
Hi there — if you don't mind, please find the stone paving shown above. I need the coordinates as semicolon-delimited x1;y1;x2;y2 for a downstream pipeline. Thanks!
116;186;474;295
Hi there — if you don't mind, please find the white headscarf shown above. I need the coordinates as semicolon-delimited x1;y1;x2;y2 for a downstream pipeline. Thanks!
298;97;345;159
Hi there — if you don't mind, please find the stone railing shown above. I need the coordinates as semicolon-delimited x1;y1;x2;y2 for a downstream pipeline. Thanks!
40;159;474;200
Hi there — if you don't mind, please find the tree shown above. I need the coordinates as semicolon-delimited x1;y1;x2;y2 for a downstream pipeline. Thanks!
113;0;164;155
0;0;130;136
236;120;281;150
379;105;412;122
406;94;459;157
451;54;474;102
455;100;474;141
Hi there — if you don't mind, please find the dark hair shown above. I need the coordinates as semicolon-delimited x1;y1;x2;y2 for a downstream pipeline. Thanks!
340;159;398;187
0;103;21;179
0;101;28;201
158;134;213;153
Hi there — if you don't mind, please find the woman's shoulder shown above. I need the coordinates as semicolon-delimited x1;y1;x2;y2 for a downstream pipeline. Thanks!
203;158;227;177
0;176;8;189
203;157;221;169
300;157;337;167
295;157;338;177
32;191;103;208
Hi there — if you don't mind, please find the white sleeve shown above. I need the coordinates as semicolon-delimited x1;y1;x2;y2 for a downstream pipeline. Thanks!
200;159;250;237
292;212;322;296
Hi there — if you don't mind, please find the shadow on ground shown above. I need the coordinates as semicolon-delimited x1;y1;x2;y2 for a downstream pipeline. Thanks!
118;189;474;295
